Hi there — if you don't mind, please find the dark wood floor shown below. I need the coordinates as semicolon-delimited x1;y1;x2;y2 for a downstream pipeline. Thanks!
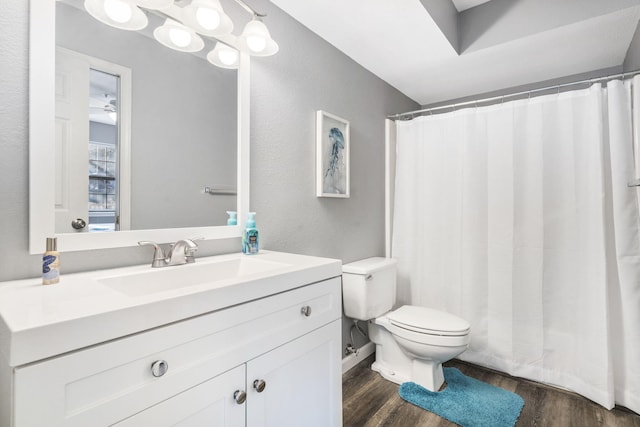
343;355;640;427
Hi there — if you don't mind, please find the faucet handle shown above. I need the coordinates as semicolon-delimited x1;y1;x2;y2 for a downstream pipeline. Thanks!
165;239;200;266
184;238;201;263
138;241;167;268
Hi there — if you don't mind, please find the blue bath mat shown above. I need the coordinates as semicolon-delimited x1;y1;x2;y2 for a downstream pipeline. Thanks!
399;367;524;427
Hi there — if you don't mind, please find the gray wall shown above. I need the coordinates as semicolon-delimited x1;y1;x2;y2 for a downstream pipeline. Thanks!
0;1;417;355
249;0;418;262
624;21;640;71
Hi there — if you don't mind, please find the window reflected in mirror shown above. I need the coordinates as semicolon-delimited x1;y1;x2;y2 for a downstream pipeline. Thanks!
88;69;119;232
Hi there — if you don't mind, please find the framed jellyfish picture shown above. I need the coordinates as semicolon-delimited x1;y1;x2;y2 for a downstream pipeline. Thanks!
316;110;350;198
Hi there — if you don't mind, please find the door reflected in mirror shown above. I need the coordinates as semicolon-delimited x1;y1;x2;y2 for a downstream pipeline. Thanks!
55;47;132;234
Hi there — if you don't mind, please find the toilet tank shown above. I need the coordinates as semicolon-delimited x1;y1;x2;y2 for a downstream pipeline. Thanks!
342;257;397;320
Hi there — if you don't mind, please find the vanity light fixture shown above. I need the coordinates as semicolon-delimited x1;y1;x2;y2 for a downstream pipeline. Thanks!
207;42;239;69
84;0;148;31
182;0;234;37
153;18;205;52
239;16;278;56
83;0;278;67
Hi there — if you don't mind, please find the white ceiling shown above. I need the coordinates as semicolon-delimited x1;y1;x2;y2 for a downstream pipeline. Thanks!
450;0;493;12
270;0;640;105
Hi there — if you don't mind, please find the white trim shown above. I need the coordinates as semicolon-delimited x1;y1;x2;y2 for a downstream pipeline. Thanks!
633;76;640;180
29;0;56;254
237;52;250;230
341;342;375;374
384;119;397;258
29;0;249;253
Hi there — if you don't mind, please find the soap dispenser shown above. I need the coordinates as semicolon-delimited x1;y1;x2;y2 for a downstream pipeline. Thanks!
242;212;259;255
226;211;237;226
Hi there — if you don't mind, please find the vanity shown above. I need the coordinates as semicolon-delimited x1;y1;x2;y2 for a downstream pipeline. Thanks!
0;251;343;426
14;2;345;425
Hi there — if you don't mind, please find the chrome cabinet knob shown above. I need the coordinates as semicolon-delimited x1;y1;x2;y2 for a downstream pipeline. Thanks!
150;360;169;377
234;390;247;404
71;218;86;230
253;379;266;393
300;305;312;317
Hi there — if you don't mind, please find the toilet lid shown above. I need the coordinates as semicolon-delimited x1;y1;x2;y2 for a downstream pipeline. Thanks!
388;306;470;336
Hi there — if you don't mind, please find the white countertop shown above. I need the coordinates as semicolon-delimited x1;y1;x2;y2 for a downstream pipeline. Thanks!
0;251;342;367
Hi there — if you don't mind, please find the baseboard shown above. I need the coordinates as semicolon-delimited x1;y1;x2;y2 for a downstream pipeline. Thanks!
342;342;375;374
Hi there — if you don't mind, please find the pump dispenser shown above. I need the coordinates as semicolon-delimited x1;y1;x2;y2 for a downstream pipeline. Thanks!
242;212;259;254
226;211;237;226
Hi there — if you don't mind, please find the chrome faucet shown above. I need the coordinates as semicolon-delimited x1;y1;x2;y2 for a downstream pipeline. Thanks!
138;239;199;268
167;239;199;265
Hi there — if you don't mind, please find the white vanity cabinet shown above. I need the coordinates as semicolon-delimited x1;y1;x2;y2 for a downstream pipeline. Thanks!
1;253;343;427
115;322;341;427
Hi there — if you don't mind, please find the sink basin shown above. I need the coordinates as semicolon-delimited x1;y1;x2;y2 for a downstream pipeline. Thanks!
99;257;290;297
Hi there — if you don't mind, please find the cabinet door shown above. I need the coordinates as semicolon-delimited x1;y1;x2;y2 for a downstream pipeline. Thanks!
113;365;246;427
246;320;342;427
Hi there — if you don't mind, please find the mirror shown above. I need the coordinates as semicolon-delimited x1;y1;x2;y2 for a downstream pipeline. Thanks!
29;0;250;253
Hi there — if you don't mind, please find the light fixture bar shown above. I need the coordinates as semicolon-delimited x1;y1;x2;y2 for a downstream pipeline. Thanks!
80;0;277;64
231;0;267;18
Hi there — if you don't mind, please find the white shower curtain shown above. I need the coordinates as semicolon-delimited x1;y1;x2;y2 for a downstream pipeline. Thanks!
392;78;640;411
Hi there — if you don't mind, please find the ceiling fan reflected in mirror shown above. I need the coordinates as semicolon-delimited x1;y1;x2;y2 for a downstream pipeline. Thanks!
89;93;118;124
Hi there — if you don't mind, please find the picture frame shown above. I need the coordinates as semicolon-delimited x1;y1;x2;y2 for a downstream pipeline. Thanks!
316;110;350;198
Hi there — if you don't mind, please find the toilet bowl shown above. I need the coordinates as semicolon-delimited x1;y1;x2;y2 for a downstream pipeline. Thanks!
342;258;470;391
370;305;470;390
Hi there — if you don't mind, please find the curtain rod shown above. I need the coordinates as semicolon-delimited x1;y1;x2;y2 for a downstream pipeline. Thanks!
388;68;640;121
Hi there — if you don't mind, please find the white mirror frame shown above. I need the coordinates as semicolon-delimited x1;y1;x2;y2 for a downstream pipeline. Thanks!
29;0;250;254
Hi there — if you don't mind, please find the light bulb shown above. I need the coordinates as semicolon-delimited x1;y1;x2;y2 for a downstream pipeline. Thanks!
103;0;133;23
218;48;238;66
196;7;221;30
246;36;266;53
108;111;117;122
169;27;192;48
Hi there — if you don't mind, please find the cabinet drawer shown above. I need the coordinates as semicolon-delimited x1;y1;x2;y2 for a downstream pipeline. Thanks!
13;277;341;427
113;365;245;427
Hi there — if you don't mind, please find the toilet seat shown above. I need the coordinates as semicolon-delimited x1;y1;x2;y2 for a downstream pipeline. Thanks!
387;306;470;337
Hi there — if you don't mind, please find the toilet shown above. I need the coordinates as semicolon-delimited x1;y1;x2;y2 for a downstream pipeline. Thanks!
342;257;470;392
